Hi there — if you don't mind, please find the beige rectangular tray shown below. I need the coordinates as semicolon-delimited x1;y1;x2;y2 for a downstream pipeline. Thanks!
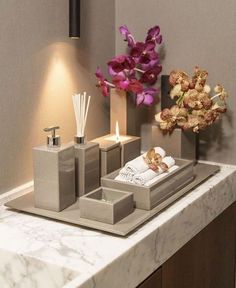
101;159;194;210
5;163;219;236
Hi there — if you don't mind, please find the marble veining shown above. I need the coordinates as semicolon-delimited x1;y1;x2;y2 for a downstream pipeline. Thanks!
0;162;235;288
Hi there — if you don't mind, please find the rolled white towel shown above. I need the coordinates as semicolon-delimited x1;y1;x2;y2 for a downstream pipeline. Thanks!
114;174;131;182
134;156;176;186
125;155;149;174
156;147;166;157
145;165;179;186
118;167;134;181
133;169;161;186
124;147;166;175
160;156;175;172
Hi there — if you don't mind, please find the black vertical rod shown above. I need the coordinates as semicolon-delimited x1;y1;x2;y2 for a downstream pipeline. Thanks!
69;0;80;38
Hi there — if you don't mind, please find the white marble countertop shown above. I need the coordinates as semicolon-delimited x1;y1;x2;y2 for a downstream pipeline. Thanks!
0;161;236;288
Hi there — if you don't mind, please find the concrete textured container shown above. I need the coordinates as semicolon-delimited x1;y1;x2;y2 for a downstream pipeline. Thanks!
95;134;141;167
80;187;134;224
92;137;121;177
101;159;194;210
141;124;196;161
33;143;76;212
119;136;141;166
153;126;196;161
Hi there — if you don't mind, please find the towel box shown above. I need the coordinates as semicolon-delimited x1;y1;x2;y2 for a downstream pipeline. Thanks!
101;158;194;210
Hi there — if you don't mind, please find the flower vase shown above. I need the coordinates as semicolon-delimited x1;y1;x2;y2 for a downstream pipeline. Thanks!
142;124;197;161
157;75;197;161
110;88;148;136
156;127;196;160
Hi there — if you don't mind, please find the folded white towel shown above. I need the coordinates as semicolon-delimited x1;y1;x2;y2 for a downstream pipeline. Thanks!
117;167;134;181
145;165;179;186
124;147;166;175
124;155;149;174
133;156;176;186
133;169;161;186
162;156;175;169
114;147;167;184
114;174;131;182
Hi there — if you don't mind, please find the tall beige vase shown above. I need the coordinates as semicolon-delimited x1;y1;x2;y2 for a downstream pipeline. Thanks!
110;88;135;135
110;88;148;136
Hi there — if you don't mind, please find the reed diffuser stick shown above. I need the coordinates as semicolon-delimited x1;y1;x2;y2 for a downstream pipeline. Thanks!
72;92;91;138
83;95;91;136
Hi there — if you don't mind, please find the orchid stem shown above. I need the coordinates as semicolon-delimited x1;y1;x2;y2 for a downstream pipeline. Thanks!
211;93;221;101
104;81;115;88
134;67;145;74
176;92;185;106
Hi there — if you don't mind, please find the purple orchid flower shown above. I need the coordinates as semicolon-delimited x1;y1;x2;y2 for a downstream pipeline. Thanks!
108;55;136;75
119;25;136;48
136;88;158;106
130;42;158;64
146;26;162;45
141;58;160;71
140;66;162;85
112;74;143;94
95;24;163;106
112;74;130;90
128;79;144;94
95;67;110;97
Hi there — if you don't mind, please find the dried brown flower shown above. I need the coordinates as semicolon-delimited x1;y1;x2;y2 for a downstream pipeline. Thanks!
155;105;188;131
191;66;208;92
155;66;228;133
214;84;228;102
143;148;165;171
169;70;190;92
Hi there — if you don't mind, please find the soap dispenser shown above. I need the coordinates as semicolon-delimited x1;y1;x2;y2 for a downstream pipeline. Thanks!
33;126;76;212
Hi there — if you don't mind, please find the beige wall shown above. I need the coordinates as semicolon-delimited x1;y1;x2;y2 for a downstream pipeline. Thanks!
1;0;235;194
115;0;236;164
0;0;114;194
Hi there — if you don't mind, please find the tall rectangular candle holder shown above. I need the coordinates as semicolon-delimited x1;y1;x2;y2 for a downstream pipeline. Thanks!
92;137;121;177
105;134;141;166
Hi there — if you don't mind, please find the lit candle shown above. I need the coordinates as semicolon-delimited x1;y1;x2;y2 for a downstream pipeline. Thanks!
105;121;141;167
92;122;141;176
106;121;132;143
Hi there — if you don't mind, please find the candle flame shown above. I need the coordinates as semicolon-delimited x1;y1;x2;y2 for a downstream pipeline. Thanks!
115;121;120;142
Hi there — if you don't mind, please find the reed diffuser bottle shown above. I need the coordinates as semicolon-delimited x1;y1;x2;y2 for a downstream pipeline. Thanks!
72;92;100;197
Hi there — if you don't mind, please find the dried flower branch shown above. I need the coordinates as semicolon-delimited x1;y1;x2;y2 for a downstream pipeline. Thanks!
155;67;228;133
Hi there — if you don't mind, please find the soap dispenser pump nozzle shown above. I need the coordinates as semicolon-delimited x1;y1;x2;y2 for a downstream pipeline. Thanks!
44;126;61;148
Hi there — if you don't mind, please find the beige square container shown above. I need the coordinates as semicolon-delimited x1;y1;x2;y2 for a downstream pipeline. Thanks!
80;187;134;224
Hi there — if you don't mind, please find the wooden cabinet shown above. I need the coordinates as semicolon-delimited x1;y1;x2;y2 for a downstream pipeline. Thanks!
139;202;236;288
138;268;162;288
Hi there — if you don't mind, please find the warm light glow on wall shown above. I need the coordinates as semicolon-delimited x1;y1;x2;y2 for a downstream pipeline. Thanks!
31;42;79;144
46;55;71;94
38;44;76;116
